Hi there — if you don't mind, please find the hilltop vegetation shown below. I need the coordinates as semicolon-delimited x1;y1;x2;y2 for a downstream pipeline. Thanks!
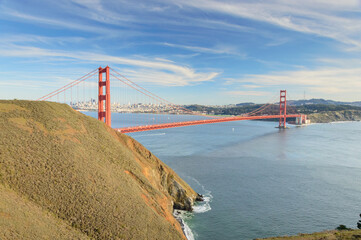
257;229;361;240
185;103;361;116
295;104;361;114
307;110;361;123
184;104;361;123
288;98;361;107
0;100;199;239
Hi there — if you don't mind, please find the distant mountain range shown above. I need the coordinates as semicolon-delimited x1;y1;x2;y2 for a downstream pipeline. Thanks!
287;99;361;107
235;102;255;106
236;99;361;107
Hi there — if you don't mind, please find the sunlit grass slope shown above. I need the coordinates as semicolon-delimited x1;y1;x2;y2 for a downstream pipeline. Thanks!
309;110;361;123
0;100;198;239
0;184;89;239
257;229;361;240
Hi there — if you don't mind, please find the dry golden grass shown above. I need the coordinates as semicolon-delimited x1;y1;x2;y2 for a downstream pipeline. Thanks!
309;110;361;123
257;230;361;240
0;184;89;239
0;103;27;113
0;100;197;240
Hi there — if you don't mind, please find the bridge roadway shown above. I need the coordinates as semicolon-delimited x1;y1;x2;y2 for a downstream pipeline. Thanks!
116;114;301;133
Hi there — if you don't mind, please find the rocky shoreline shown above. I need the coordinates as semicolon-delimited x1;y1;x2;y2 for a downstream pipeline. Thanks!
166;178;204;238
173;210;195;240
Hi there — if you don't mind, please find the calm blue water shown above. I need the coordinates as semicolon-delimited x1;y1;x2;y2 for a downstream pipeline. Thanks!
85;112;361;239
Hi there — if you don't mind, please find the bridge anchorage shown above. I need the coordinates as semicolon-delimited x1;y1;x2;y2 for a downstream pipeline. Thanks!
37;66;307;133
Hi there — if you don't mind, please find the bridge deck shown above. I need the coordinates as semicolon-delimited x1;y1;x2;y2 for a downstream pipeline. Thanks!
116;114;301;133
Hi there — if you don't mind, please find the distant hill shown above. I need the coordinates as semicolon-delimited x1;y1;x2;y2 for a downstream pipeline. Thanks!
185;102;361;123
232;99;361;107
185;99;361;110
256;229;361;240
233;99;361;107
0;100;199;240
288;98;361;107
236;102;255;106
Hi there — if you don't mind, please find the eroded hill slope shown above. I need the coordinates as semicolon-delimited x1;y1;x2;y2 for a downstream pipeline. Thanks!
0;100;198;239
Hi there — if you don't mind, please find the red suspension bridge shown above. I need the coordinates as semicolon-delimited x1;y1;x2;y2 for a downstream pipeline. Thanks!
37;66;308;133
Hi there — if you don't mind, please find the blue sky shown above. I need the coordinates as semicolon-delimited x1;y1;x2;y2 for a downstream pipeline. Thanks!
0;0;361;104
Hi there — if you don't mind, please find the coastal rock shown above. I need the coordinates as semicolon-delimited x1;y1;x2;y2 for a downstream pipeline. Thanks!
167;177;194;211
196;193;204;202
156;162;202;211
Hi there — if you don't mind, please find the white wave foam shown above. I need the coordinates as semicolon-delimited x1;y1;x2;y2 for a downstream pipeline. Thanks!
193;194;212;213
174;176;213;239
173;210;195;240
183;220;195;240
193;203;211;213
185;176;213;214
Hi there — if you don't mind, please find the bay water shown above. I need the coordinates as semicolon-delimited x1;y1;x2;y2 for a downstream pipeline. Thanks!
84;112;361;239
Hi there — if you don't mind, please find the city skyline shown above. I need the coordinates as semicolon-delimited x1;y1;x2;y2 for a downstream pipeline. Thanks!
0;0;361;104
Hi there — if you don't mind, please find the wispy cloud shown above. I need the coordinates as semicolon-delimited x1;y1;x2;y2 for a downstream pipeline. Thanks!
163;42;245;56
171;0;361;50
0;34;86;45
242;85;262;89
1;0;360;103
0;0;292;47
3;0;360;51
118;68;218;87
235;62;361;99
0;6;110;34
0;44;219;87
225;90;270;96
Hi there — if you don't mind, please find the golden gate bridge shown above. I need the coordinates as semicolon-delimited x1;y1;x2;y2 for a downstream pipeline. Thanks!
37;66;307;133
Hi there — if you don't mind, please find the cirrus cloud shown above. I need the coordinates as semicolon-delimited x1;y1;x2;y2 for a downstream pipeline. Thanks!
0;43;219;87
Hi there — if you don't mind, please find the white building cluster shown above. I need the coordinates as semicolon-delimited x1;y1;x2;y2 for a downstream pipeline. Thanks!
71;99;188;114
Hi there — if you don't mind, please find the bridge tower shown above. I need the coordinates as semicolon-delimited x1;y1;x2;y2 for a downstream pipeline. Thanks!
279;90;287;128
98;66;111;127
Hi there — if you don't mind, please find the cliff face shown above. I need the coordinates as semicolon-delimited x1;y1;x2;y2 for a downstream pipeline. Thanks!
0;100;198;240
308;110;361;123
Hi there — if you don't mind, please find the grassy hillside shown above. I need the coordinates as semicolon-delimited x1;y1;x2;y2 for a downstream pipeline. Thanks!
257;229;361;240
0;100;198;239
0;184;89;239
308;110;361;123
